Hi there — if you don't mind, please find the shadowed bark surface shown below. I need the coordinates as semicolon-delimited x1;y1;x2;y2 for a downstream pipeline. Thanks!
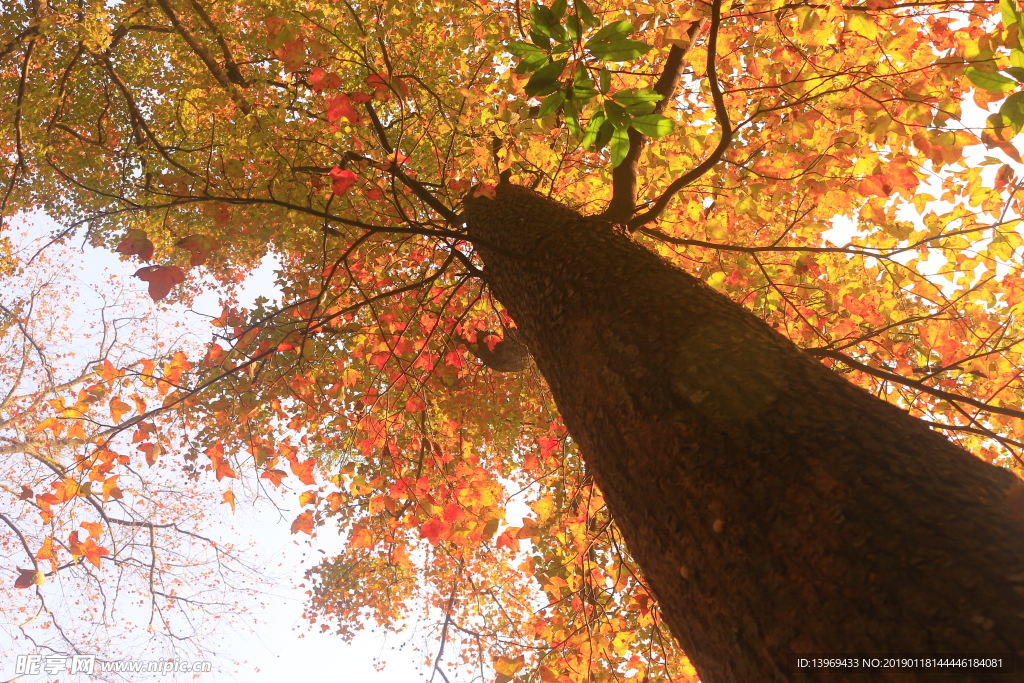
466;182;1024;683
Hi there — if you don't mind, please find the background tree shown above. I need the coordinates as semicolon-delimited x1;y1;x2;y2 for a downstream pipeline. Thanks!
0;223;264;674
2;0;1024;680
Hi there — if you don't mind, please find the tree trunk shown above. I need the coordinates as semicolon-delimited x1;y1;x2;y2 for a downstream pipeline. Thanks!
466;183;1024;683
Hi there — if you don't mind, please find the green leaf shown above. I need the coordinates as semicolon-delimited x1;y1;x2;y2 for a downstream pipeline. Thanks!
1002;0;1022;26
566;15;582;41
1007;66;1024;82
612;88;664;114
587;20;634;44
531;3;568;42
563;98;581;135
551;0;567;21
1000;91;1024;132
537;90;565;117
581;110;607;149
508;41;545;57
599;67;611;94
576;0;598;27
594;120;614;151
525;58;567;96
965;66;1018;92
572;83;600;101
588;38;653;62
1012;49;1024;69
514;53;550;74
530;28;552;49
603;100;630;128
610;127;630;166
630;113;675;138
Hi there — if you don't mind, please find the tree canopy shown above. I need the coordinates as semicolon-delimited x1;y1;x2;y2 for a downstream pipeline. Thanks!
2;0;1024;678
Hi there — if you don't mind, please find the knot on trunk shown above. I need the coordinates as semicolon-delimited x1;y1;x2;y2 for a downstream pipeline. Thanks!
459;328;531;372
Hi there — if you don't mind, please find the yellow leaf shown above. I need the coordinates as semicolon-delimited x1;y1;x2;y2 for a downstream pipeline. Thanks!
109;398;131;423
846;11;877;40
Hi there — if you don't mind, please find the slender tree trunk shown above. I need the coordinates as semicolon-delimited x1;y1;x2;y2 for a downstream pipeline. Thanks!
466;183;1024;683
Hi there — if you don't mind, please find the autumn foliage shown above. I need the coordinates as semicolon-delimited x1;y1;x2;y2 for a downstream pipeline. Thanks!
2;0;1024;678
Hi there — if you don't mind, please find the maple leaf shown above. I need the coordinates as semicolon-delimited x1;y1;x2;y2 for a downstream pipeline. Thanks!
134;265;186;301
222;490;236;512
79;539;109;569
326;94;362;124
285;459;315;486
291;512;315;535
81;522;104;540
14;568;44;589
175;235;220;267
329;167;358;194
310;67;342;93
419;518;448;546
116;229;154;261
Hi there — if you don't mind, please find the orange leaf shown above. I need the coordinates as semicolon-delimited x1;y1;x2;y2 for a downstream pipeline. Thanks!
290;458;317;486
134;265;186;301
215;460;237;480
109;398;131;423
222;490;236;513
291;511;315;535
102;476;123;501
82;539;109;569
81;521;104;540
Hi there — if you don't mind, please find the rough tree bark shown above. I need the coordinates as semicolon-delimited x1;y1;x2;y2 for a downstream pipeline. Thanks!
466;182;1024;683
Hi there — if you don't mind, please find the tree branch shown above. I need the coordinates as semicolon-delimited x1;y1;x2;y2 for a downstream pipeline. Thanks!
152;0;251;112
810;348;1024;421
626;0;733;231
601;20;705;222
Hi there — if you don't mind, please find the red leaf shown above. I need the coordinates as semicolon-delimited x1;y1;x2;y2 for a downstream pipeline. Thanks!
175;235;220;267
329;167;358;194
291;511;315;535
134;265;186;301
116;229;154;261
419;518;448;545
15;568;42;589
326;94;362;124
310;67;342;93
365;72;392;100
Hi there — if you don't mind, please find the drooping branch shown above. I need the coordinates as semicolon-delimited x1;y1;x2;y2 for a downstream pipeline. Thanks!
626;0;733;231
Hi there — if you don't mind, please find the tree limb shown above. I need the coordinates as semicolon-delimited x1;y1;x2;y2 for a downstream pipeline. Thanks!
810;347;1024;421
626;0;733;230
152;0;251;112
601;20;704;222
